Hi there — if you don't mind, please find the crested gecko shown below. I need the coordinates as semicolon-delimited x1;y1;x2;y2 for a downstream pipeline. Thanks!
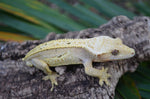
22;36;135;91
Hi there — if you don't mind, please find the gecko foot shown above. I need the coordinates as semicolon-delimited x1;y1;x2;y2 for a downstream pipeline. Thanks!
43;72;59;91
98;67;111;86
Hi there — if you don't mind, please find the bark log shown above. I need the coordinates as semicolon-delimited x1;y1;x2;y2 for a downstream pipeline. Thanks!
0;16;150;99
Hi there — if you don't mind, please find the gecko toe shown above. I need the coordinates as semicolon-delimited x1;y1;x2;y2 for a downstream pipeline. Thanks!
43;73;59;91
98;67;111;86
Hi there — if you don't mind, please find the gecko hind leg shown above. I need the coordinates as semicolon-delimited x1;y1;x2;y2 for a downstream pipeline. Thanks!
43;72;59;91
83;60;111;86
30;59;59;91
98;67;111;86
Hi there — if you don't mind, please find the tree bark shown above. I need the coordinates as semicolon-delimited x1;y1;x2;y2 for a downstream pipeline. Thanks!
0;16;150;99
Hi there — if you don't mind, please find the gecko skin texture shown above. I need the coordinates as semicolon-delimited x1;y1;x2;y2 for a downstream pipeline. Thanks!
23;36;135;91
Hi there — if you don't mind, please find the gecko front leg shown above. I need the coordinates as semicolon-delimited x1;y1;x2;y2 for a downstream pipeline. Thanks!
83;60;111;86
29;59;59;91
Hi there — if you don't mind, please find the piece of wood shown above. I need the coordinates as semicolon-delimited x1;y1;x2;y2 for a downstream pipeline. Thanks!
0;16;150;99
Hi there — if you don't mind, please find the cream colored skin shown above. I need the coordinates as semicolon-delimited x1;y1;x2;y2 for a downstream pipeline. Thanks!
23;36;135;91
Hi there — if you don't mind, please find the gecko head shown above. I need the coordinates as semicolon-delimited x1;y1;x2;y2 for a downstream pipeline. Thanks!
96;37;135;62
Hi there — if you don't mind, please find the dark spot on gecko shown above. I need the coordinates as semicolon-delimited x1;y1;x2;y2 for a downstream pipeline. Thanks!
111;49;119;56
144;18;148;22
67;42;71;44
58;55;62;58
79;58;83;62
97;54;101;57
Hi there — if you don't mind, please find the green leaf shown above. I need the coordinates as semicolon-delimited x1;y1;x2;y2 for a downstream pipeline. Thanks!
80;0;135;18
74;4;107;24
129;73;150;84
0;12;49;39
26;0;86;30
136;64;150;80
137;84;150;92
0;0;86;31
48;0;102;27
134;1;150;16
116;76;141;99
0;2;61;32
128;61;150;85
114;91;124;99
0;31;35;42
0;25;24;33
140;61;150;67
127;61;150;99
139;90;150;99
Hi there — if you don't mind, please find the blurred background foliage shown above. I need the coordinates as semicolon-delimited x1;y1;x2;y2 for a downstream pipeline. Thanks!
0;0;150;98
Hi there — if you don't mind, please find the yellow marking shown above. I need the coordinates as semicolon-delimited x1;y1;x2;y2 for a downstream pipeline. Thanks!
26;2;41;11
0;3;40;24
24;39;89;60
0;3;55;30
0;32;35;42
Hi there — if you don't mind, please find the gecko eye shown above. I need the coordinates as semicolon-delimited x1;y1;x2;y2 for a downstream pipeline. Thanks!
111;49;119;56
